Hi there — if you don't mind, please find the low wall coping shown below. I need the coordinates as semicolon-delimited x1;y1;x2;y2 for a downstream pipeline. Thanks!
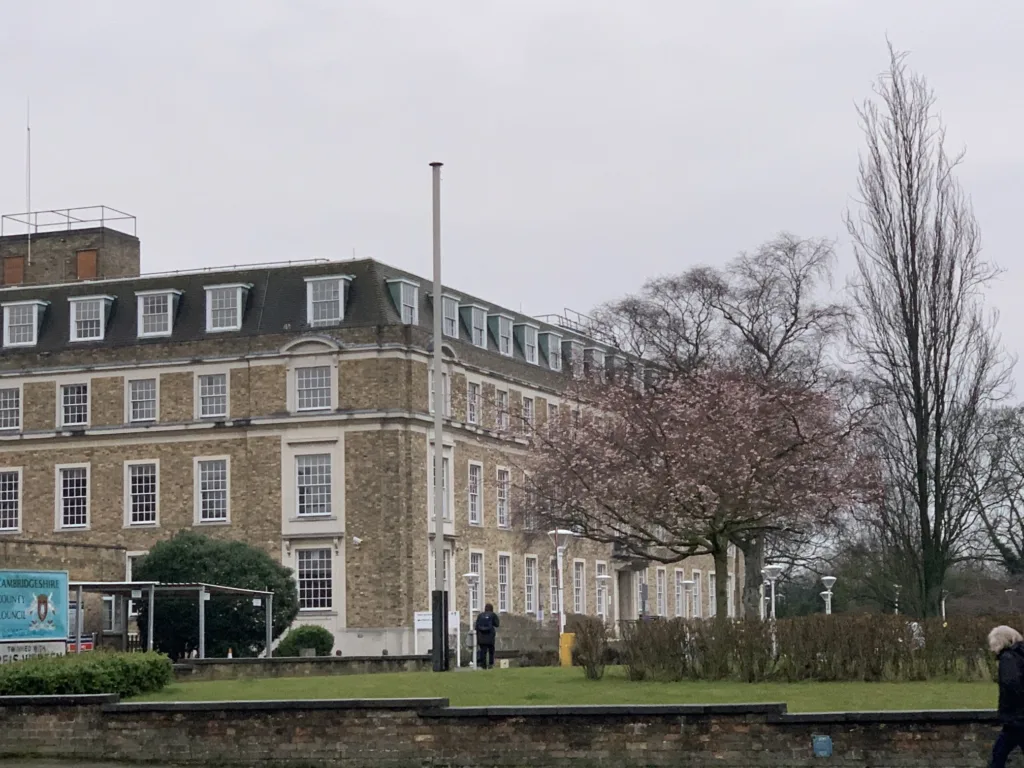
179;655;431;666
106;697;450;714
770;708;999;725
0;693;119;707
423;702;789;718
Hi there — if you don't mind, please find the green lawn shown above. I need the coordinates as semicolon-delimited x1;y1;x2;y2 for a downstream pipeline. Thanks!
135;667;997;712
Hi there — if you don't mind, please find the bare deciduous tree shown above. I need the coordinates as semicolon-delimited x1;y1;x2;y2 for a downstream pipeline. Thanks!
845;45;1013;617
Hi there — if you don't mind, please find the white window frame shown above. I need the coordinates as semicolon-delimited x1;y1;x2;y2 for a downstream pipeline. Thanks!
296;547;334;611
295;365;333;412
496;316;513;357
2;301;46;348
123;460;160;528
135;290;180;339
466;381;480;425
0;385;21;431
544;333;563;372
471;307;487;348
196;372;229;420
596;561;608;620
127;378;159;423
547;403;559;434
304;275;351;327
429;451;452;523
656;567;667;617
468;461;483;526
469;550;484;613
0;467;22;533
523;325;538;364
524;555;538;616
55;463;90;530
675;568;686;618
496;389;509;431
498;552;512;614
727;573;735;618
428;368;451;418
203;284;250;333
692;569;702;619
441;296;459;338
295;453;332;518
573;559;586;615
429;541;454;598
522;397;534;429
708;572;717;618
125;551;148;617
496;467;510;529
550;557;559;617
68;296;114;343
194;455;231;525
587;348;607;381
58;382;90;428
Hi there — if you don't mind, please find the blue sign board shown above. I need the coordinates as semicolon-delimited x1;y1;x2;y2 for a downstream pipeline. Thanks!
812;734;833;758
0;570;69;642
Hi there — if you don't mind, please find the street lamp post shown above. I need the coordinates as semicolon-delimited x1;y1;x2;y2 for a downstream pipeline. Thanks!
941;590;948;623
463;572;480;670
548;529;575;635
821;576;837;615
597;573;613;625
763;564;783;621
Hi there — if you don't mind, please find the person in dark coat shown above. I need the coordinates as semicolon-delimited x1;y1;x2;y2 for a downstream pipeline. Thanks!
989;625;1024;768
474;603;500;669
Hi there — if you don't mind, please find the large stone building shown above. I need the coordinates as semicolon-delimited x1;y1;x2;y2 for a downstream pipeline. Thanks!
0;210;743;654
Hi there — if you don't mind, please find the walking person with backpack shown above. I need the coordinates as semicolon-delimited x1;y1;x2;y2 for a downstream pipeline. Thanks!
474;603;500;669
989;625;1024;767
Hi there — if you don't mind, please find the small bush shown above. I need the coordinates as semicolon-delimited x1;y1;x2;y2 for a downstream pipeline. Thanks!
274;625;335;657
0;651;172;697
568;615;609;680
517;649;559;667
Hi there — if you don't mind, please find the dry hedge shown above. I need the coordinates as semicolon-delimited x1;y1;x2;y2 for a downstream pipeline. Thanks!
618;614;1014;683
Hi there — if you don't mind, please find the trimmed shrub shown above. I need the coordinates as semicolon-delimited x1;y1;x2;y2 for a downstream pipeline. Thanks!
0;651;172;697
274;625;335;657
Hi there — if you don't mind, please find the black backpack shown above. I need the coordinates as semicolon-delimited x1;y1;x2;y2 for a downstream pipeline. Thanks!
476;613;494;633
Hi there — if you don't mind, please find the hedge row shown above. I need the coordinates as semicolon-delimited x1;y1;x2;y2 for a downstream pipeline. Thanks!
612;614;1014;683
0;651;173;697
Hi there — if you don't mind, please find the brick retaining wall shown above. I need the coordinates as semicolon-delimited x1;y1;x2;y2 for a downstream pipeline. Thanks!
0;694;1008;767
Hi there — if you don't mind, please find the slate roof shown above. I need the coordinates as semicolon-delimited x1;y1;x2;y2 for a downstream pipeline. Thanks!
0;258;617;373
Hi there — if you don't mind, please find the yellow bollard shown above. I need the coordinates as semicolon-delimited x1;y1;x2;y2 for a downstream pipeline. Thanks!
559;632;575;668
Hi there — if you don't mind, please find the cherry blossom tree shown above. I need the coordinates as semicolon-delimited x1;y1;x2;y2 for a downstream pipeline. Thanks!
520;371;874;619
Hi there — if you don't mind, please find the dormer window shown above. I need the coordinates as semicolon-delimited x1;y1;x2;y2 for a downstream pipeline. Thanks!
489;314;514;357
586;348;606;381
305;275;353;327
386;279;419;325
136;290;181;338
460;304;488;348
515;323;539;365
442;296;459;338
565;340;586;379
204;284;251;333
2;300;46;348
69;296;115;342
541;332;562;372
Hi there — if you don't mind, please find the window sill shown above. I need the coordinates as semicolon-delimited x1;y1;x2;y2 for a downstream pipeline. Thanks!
126;522;160;529
206;326;242;334
289;515;338;523
0;528;22;535
198;415;228;421
56;526;90;532
129;419;157;426
295;407;334;414
195;520;231;526
298;609;337;617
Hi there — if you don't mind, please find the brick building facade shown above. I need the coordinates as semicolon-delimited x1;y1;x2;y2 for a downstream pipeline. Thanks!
0;217;742;654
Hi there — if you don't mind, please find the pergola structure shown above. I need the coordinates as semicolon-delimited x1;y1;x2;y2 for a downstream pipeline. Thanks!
68;581;275;659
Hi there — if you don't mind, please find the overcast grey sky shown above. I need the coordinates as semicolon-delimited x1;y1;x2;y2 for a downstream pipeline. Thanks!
0;2;1021;357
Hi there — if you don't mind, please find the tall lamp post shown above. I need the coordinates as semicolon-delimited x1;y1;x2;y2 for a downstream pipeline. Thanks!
821;576;837;615
429;160;448;673
763;564;782;621
463;571;480;670
597;573;613;625
548;529;575;635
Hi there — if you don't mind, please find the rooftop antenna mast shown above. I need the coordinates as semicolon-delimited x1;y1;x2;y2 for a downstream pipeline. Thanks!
25;97;31;265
